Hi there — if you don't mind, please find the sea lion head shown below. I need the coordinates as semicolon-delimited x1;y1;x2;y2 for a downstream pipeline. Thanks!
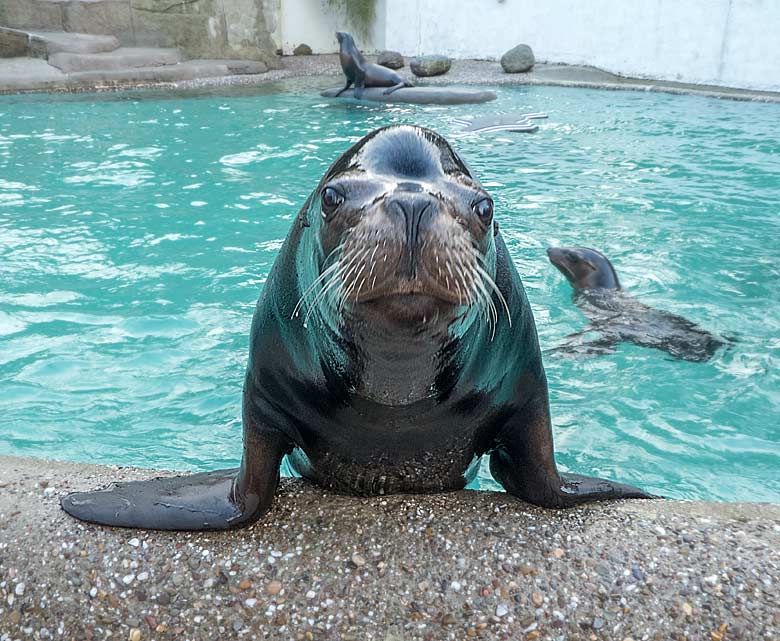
294;125;504;333
546;246;621;290
335;31;353;48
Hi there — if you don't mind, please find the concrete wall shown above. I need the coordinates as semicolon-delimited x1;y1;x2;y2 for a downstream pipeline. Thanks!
274;0;779;92
0;0;279;65
383;0;780;92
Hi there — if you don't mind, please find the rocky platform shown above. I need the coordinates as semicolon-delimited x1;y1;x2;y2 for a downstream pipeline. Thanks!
321;86;496;105
1;455;778;640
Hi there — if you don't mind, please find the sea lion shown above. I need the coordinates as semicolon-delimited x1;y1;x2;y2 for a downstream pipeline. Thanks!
547;246;726;362
61;126;655;532
335;31;412;99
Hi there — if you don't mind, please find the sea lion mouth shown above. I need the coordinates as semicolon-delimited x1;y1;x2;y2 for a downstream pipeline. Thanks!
546;248;577;283
354;281;464;306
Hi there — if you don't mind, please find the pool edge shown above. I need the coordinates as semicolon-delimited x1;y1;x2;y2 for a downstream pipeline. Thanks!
1;454;778;638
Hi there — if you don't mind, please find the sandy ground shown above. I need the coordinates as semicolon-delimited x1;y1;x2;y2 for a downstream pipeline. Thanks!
1;455;778;641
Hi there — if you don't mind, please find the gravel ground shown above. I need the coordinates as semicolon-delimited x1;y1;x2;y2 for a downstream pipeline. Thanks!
1;455;778;641
174;55;780;103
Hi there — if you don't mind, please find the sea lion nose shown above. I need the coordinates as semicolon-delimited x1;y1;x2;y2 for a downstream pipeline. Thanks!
387;193;436;278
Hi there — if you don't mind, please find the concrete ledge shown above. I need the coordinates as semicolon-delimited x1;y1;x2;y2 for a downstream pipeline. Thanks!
1;455;778;640
48;47;182;73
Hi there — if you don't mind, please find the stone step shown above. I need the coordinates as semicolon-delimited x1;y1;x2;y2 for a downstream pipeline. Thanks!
0;27;119;59
66;59;267;85
0;56;269;93
48;47;182;73
0;57;66;92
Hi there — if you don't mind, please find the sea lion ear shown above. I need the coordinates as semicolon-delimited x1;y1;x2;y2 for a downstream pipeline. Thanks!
297;192;314;228
493;220;499;237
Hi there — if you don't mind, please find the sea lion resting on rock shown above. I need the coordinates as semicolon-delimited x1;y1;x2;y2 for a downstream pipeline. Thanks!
61;126;655;531
336;31;412;99
547;246;727;362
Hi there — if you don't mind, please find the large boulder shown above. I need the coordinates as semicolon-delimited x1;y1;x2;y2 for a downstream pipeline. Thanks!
377;50;404;69
293;43;312;56
410;54;451;77
500;44;535;73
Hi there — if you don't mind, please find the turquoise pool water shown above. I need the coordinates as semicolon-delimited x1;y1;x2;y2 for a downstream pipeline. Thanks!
1;79;778;502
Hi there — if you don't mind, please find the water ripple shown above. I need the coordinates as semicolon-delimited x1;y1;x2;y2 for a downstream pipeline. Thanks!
0;81;777;500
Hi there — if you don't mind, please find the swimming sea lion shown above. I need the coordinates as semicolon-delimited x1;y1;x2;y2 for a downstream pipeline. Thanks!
61;126;654;531
547;246;726;362
335;32;412;99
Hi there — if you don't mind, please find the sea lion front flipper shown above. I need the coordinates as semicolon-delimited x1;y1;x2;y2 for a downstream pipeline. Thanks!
335;79;353;97
60;429;291;531
489;392;656;508
353;76;366;100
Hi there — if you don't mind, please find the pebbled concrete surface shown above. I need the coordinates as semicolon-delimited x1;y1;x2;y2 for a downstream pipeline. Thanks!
1;455;778;641
170;55;780;104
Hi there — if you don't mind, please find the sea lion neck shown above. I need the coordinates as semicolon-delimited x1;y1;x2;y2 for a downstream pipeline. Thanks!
344;315;462;406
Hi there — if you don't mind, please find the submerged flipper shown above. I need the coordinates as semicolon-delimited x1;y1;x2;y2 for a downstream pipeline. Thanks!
61;428;291;531
490;392;658;508
545;326;619;358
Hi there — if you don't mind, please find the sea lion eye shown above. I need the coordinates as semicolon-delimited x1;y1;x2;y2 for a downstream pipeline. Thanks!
321;186;344;217
472;197;493;224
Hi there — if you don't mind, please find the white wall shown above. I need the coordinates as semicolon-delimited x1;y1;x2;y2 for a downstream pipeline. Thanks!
383;0;780;92
277;0;385;54
275;0;780;92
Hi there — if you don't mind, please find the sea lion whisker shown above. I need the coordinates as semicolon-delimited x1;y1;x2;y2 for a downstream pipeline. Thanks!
472;279;491;336
336;247;373;315
304;246;366;323
323;249;364;313
292;259;344;319
341;252;371;304
354;276;368;302
291;240;351;318
304;263;352;325
472;270;498;339
472;261;512;328
451;258;474;308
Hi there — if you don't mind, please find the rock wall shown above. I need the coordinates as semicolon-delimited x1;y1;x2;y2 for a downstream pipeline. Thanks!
0;0;279;66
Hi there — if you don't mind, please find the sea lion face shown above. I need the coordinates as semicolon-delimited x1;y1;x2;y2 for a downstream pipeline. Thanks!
547;246;620;290
302;126;497;328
